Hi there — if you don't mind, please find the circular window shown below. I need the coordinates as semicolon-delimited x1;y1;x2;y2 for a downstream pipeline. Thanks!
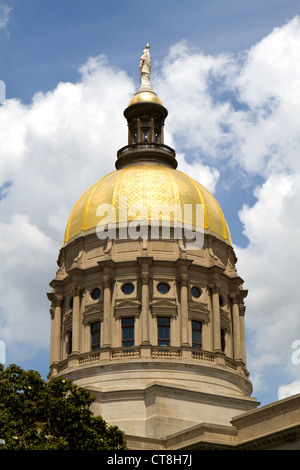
122;283;134;295
191;286;201;298
157;283;170;294
91;288;101;300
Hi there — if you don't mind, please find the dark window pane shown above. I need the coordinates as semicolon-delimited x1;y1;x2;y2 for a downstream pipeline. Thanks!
122;283;134;295
191;286;201;298
158;317;170;346
158;317;170;326
91;288;101;300
122;317;134;326
91;322;101;351
122;317;134;347
157;283;170;294
192;320;202;350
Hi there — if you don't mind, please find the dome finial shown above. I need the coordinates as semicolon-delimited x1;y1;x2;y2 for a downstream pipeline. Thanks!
139;43;151;90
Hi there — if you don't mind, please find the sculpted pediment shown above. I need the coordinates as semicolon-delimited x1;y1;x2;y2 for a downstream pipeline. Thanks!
220;308;231;326
151;298;177;308
114;298;140;316
188;301;209;314
84;304;103;316
115;299;140;309
151;298;177;316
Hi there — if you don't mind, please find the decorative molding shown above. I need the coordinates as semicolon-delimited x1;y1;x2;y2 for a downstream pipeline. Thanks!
102;275;112;289
54;294;64;307
230;293;240;304
114;299;140;317
178;273;189;287
62;312;72;331
141;272;150;285
71;285;82;297
151;298;178;317
209;283;220;294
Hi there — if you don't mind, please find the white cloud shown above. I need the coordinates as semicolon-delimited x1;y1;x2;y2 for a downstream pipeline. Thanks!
0;4;11;30
278;380;300;400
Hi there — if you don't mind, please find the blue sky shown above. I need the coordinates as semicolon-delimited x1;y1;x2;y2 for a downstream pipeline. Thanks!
1;0;300;408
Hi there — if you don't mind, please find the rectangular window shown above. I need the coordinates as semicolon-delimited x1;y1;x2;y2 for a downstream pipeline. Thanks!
192;320;202;350
221;328;226;352
91;322;101;351
67;330;72;355
157;316;170;347
122;317;134;347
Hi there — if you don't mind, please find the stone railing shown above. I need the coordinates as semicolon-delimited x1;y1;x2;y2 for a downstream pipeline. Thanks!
112;347;141;359
152;346;181;357
117;142;175;160
77;346;216;365
192;350;215;362
52;347;246;375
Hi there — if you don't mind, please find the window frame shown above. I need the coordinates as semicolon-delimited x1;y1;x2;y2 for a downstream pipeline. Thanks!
157;316;170;347
192;320;202;350
91;321;101;351
122;317;135;347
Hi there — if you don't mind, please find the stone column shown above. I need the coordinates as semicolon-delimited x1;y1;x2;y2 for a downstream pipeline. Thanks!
49;306;55;365
71;285;81;354
211;284;221;352
179;273;189;346
230;294;241;360
102;275;112;348
137;116;142;142
239;304;247;364
53;295;63;363
150;115;154;143
141;272;150;344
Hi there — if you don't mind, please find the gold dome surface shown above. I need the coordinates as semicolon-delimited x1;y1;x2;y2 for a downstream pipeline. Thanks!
63;165;231;246
128;90;163;106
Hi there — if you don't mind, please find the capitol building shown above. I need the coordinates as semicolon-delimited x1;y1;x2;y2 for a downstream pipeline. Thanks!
47;45;300;450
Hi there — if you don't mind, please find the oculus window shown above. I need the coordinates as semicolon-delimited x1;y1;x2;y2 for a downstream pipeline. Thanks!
157;283;170;294
122;283;134;295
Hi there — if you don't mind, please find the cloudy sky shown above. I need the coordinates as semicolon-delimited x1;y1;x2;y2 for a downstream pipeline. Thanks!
1;0;300;406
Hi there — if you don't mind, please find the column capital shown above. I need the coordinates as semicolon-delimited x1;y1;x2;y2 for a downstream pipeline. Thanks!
209;283;220;294
240;304;246;316
71;285;81;297
230;292;240;304
54;294;64;307
102;274;112;289
178;273;189;287
141;272;150;285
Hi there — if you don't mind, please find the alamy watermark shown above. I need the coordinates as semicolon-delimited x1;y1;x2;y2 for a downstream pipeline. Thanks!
95;197;205;250
291;340;300;365
0;80;5;104
0;340;5;365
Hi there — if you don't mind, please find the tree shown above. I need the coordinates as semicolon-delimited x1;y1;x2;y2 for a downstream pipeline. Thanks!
0;364;127;450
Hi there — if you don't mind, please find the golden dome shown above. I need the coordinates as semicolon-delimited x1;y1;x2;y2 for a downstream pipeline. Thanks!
63;165;231;246
128;89;163;107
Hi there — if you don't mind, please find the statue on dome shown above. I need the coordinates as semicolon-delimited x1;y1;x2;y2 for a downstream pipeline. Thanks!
139;44;151;86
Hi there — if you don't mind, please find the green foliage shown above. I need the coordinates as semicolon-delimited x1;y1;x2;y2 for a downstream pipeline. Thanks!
0;364;127;450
